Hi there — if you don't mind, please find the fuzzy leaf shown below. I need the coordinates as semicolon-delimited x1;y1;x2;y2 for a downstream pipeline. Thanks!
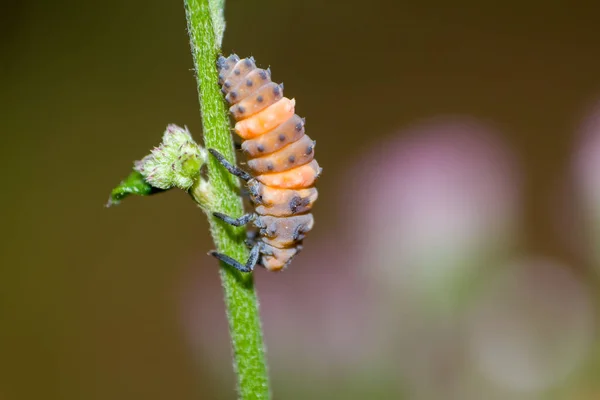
107;170;166;207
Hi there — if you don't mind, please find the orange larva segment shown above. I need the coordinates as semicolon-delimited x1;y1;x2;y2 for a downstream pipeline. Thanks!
256;159;321;189
253;184;317;208
221;58;256;93
255;186;318;217
234;98;295;139
256;214;315;248
247;134;315;174
229;83;283;120
242;114;305;157
225;68;272;104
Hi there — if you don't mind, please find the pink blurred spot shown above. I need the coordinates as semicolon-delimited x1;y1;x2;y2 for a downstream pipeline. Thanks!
346;117;520;302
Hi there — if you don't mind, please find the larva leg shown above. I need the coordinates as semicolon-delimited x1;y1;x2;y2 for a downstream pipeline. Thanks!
209;243;261;273
213;212;255;227
208;148;252;181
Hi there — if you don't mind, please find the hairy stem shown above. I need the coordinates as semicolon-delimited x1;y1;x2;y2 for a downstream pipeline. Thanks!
183;0;271;399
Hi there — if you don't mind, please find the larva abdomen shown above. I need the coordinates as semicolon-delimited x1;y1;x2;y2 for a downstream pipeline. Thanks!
216;54;321;271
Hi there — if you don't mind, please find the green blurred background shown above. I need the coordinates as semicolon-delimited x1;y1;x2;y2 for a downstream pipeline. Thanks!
2;1;600;399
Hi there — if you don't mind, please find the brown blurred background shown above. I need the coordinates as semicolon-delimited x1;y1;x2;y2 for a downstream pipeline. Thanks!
2;1;600;399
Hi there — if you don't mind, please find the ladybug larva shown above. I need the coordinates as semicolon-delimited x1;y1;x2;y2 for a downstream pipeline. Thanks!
208;54;321;272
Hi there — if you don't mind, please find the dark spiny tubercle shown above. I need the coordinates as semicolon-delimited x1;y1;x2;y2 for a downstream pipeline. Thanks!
289;196;302;213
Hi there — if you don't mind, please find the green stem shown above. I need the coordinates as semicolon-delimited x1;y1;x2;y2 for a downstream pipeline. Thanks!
183;1;271;399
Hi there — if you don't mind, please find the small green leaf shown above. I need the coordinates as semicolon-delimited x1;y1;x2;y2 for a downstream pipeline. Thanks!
107;170;166;207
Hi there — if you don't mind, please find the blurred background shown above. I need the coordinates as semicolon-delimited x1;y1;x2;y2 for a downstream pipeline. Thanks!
2;1;600;399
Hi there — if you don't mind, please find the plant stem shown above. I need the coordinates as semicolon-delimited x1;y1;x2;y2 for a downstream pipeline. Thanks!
183;1;271;399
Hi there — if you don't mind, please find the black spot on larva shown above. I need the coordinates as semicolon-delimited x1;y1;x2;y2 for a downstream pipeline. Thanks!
237;106;245;114
244;59;252;66
234;69;240;75
306;145;313;154
278;134;286;142
224;81;231;88
219;74;224;81
288;155;296;163
246;79;253;87
259;70;267;79
223;65;230;70
289;196;302;212
292;224;303;241
267;162;274;171
256;95;263;103
295;122;303;132
230;91;237;99
273;86;281;96
257;144;265;152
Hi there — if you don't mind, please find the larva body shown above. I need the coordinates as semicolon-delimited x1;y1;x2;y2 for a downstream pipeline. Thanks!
210;54;321;272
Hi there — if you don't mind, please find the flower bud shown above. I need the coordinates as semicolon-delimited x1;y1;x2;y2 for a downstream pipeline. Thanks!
135;124;207;190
